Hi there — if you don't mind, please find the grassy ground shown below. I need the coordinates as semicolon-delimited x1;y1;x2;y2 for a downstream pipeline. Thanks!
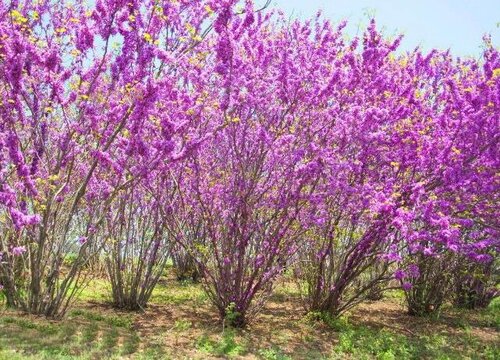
0;272;498;359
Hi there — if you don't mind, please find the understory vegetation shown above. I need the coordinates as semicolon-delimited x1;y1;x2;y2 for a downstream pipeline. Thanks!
0;270;498;359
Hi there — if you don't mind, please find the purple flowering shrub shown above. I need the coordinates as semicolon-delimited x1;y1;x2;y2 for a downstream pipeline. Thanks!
164;6;328;327
295;224;399;317
0;0;216;317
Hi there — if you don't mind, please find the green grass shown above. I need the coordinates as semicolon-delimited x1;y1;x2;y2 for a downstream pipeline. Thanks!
122;332;141;356
0;275;498;359
258;346;293;360
80;322;99;344
0;310;138;359
269;280;301;302
149;279;208;306
195;329;247;357
70;308;134;329
172;319;192;332
327;316;499;360
76;278;111;303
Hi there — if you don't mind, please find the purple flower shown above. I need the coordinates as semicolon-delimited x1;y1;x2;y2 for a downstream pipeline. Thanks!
254;255;265;268
214;6;231;34
76;26;94;52
402;282;412;291
407;264;420;278
394;269;406;280
382;252;402;262
78;236;87;245
9;209;41;229
11;246;26;256
474;254;493;264
449;244;459;252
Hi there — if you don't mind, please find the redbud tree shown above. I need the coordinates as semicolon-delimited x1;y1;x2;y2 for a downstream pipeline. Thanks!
163;4;330;327
0;0;218;317
296;25;499;317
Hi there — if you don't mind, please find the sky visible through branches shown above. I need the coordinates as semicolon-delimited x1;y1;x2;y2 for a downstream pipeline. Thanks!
264;0;499;56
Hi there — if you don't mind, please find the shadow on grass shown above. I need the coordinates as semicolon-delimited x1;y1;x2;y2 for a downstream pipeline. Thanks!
0;310;140;359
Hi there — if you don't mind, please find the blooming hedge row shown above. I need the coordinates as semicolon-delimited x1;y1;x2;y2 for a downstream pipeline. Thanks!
0;0;498;325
